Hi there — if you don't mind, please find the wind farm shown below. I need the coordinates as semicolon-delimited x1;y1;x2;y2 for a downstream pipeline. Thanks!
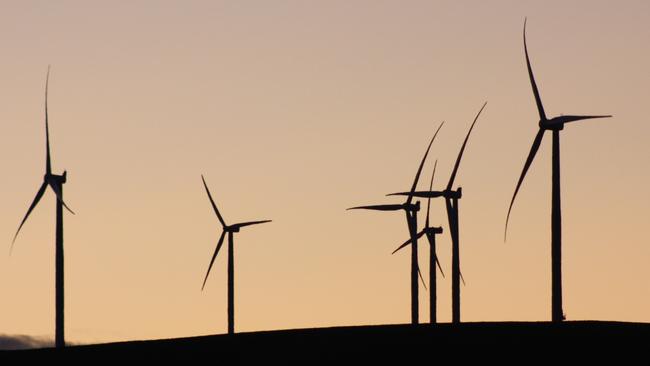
348;121;443;325
392;160;445;325
389;102;487;323
1;2;648;361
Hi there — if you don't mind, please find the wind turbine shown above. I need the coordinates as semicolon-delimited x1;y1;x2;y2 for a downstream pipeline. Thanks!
504;19;612;322
11;66;75;348
392;160;446;324
200;175;271;334
388;102;487;324
348;121;444;325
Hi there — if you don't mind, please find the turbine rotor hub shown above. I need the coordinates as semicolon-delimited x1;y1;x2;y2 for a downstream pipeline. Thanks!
540;119;564;131
444;188;462;199
404;201;420;212
45;173;66;184
425;226;443;235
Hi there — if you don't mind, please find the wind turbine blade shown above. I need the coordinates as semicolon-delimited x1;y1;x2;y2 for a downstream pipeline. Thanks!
45;65;52;175
504;128;545;241
425;231;446;278
435;255;445;278
446;102;487;190
347;204;403;211
418;264;427;290
425;160;438;228
201;175;226;227
391;230;426;255
444;197;455;238
201;231;226;291
46;178;75;214
387;191;445;198
524;18;547;121
552;115;612;125
232;220;272;229
406;121;444;205
11;181;48;249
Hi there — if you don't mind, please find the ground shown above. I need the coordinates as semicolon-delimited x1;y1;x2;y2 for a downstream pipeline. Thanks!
2;321;648;362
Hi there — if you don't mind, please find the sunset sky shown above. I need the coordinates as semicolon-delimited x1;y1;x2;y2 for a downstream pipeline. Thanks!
0;1;648;345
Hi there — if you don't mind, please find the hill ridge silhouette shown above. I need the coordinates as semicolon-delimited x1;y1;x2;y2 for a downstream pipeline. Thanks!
3;321;648;361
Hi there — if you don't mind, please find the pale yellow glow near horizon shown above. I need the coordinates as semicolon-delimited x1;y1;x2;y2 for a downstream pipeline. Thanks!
0;1;648;345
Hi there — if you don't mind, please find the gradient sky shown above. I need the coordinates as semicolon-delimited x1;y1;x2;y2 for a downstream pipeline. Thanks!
0;0;648;345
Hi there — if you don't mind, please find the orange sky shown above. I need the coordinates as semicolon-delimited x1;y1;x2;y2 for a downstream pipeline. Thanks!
0;1;648;344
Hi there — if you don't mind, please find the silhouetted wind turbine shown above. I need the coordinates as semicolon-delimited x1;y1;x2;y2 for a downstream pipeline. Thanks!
11;66;75;348
504;19;612;323
348;122;443;325
389;102;487;324
392;160;445;324
201;175;271;334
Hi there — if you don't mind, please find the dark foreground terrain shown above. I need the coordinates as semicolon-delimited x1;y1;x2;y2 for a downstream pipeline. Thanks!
2;321;648;361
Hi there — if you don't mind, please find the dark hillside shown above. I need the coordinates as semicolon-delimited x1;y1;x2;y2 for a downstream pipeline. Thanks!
3;321;648;362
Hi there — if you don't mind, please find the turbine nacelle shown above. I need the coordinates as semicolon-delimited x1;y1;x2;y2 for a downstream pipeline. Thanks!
540;119;563;131
424;226;444;235
225;226;240;233
406;201;420;213
45;170;67;184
